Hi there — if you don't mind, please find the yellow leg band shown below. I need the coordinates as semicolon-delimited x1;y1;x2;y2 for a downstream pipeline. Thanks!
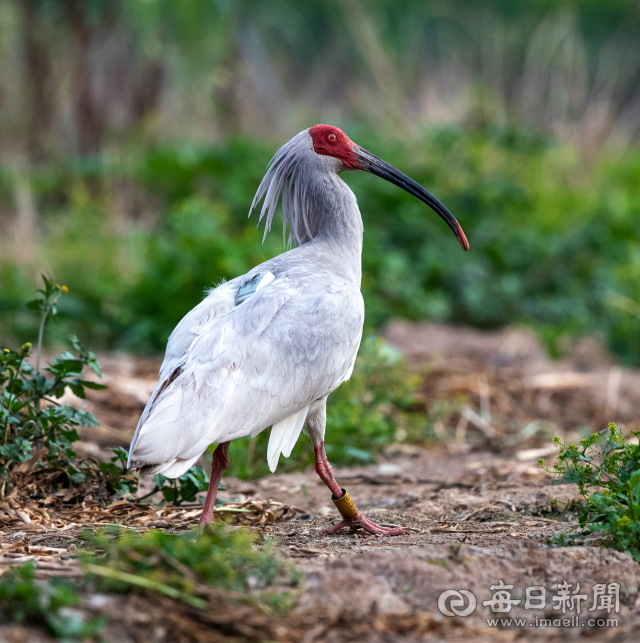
332;488;358;521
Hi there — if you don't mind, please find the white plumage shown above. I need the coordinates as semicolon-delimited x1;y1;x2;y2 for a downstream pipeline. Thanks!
129;125;469;536
127;124;466;539
128;130;364;477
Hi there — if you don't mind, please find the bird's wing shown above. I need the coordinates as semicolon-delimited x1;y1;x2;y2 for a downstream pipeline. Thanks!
128;272;363;476
158;278;239;382
127;278;238;469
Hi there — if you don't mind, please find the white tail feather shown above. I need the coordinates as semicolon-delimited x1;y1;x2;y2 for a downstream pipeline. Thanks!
267;406;309;472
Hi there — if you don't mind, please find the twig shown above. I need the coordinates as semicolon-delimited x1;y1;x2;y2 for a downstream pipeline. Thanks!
455;413;468;446
462;406;497;437
214;507;252;513
380;524;423;533
477;374;491;423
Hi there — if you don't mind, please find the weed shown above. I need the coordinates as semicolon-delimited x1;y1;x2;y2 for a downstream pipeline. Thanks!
0;276;110;498
0;562;104;639
146;467;211;505
0;526;298;639
541;423;640;560
82;523;298;607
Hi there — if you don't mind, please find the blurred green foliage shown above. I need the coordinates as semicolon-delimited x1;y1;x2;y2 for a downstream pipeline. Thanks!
2;125;640;363
0;562;104;640
0;525;296;640
4;0;640;155
83;524;297;603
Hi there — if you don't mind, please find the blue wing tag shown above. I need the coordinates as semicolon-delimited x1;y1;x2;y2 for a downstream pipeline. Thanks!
235;271;276;305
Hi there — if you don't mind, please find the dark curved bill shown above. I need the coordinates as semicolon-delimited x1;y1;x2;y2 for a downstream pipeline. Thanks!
354;146;469;251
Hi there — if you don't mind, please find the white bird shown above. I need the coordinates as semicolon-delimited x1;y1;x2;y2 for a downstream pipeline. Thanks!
128;125;468;534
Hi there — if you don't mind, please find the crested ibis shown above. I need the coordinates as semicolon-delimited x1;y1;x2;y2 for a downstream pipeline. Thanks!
128;125;468;535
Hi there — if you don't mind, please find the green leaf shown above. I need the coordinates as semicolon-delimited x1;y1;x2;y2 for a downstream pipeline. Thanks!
26;299;44;312
77;380;108;391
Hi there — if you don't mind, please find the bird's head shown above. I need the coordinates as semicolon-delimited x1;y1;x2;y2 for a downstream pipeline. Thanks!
309;124;468;251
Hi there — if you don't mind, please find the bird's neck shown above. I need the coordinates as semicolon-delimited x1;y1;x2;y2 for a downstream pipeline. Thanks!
309;173;363;284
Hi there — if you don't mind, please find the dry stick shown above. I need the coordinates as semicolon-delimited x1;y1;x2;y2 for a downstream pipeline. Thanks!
462;406;497;438
214;507;251;513
604;366;622;421
477;374;491;423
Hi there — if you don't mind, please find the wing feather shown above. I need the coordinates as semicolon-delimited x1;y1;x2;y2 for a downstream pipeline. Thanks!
129;270;364;477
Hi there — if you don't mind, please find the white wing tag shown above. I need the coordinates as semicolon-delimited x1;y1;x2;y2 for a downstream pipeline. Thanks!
235;271;276;305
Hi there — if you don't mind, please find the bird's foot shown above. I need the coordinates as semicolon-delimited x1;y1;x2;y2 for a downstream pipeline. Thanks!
323;488;407;536
323;512;407;536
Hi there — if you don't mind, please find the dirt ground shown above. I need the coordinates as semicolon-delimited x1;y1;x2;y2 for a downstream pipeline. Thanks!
3;322;640;641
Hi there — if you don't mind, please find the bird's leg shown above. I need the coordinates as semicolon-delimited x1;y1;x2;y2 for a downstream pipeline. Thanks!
198;442;230;532
314;441;406;536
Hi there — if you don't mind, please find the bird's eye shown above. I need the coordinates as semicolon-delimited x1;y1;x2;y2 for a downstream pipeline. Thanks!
328;134;337;142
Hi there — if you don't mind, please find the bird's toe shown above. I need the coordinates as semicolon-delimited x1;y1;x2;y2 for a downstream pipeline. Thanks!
323;512;407;536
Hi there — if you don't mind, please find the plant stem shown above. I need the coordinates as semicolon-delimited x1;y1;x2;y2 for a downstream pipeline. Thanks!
628;491;637;521
137;486;163;501
34;305;49;417
82;563;208;609
247;436;256;473
3;356;25;445
35;305;48;375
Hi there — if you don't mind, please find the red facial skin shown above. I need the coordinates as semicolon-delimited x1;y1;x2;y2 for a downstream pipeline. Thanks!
309;124;360;169
310;124;469;251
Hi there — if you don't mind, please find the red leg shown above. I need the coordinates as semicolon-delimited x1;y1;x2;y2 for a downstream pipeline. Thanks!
314;442;406;536
198;442;230;531
314;442;342;497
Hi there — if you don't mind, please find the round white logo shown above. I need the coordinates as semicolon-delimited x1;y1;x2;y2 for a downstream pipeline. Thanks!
438;589;477;617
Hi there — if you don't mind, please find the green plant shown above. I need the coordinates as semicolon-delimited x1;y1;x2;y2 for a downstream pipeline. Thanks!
99;446;139;497
82;524;298;607
0;562;104;639
143;466;211;505
0;277;111;497
4;128;640;363
541;423;640;560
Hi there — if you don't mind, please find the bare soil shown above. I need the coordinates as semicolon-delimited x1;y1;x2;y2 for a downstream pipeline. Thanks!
3;323;640;641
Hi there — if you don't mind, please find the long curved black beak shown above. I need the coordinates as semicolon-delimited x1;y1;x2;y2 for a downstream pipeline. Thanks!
354;146;469;251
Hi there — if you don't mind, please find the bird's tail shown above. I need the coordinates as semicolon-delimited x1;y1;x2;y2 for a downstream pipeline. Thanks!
267;406;309;472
